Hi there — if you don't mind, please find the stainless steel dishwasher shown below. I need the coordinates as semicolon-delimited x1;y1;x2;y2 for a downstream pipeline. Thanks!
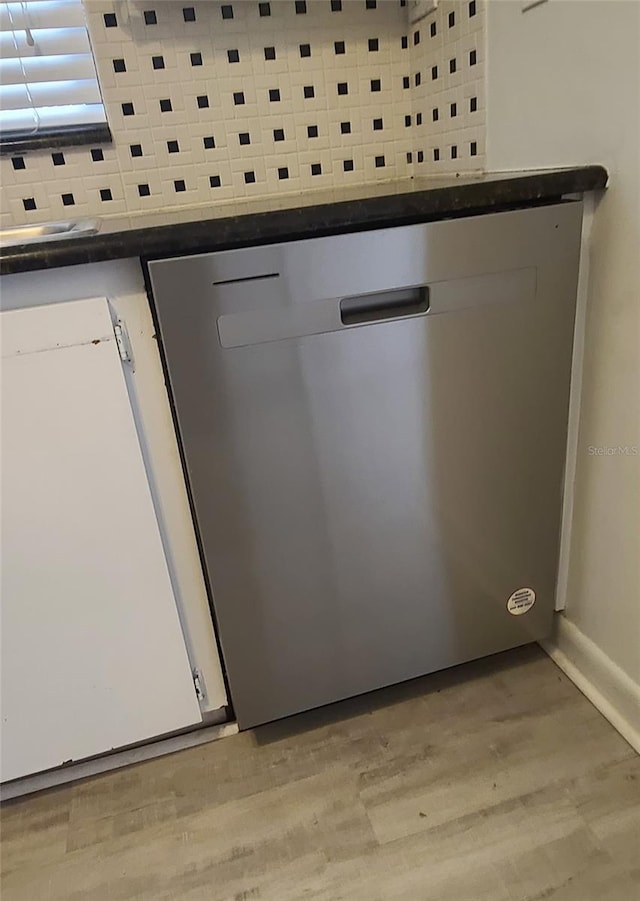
148;201;583;728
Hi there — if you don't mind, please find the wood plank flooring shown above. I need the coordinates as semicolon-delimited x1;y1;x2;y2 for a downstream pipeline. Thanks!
2;645;639;901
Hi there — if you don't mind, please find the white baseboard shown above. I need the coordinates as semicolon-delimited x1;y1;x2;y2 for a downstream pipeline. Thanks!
542;614;640;754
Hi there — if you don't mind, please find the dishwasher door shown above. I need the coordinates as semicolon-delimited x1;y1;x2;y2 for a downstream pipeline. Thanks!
148;202;583;729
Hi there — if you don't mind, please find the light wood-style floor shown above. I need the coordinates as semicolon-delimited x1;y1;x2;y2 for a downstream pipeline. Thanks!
2;645;639;901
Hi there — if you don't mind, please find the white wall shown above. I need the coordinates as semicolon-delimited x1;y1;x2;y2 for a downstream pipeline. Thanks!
486;0;639;743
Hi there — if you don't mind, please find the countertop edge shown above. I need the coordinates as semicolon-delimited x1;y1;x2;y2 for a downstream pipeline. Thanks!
0;166;608;276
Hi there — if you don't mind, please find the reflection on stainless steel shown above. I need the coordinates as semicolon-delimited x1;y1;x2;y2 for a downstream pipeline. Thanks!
0;219;100;247
149;203;584;730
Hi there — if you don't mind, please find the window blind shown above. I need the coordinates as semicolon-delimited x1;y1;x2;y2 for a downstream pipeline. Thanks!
0;0;106;137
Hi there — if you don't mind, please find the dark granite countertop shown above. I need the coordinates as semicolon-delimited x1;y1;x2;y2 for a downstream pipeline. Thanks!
0;167;607;276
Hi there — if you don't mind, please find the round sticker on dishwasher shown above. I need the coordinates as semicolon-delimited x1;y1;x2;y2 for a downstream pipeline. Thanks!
507;588;536;615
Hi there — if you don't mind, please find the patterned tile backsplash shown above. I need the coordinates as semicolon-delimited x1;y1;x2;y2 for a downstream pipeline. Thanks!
0;0;485;227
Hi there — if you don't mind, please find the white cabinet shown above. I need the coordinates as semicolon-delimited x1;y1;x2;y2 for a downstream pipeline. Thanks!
1;297;202;782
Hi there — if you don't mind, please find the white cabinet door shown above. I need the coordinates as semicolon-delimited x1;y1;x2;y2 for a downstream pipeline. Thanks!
1;298;202;782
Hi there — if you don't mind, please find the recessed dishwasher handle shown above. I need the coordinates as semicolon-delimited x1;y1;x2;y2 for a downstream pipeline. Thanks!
339;286;430;326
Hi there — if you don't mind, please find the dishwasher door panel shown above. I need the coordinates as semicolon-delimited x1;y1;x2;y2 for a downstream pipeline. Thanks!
148;202;583;728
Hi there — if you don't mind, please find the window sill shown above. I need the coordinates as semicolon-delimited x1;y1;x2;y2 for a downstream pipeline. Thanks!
0;124;112;156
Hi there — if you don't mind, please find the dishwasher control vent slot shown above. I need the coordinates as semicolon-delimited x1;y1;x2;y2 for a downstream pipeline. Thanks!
340;286;430;325
212;272;279;287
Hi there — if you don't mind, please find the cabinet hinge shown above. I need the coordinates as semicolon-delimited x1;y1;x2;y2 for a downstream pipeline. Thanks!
192;668;205;702
113;319;134;369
